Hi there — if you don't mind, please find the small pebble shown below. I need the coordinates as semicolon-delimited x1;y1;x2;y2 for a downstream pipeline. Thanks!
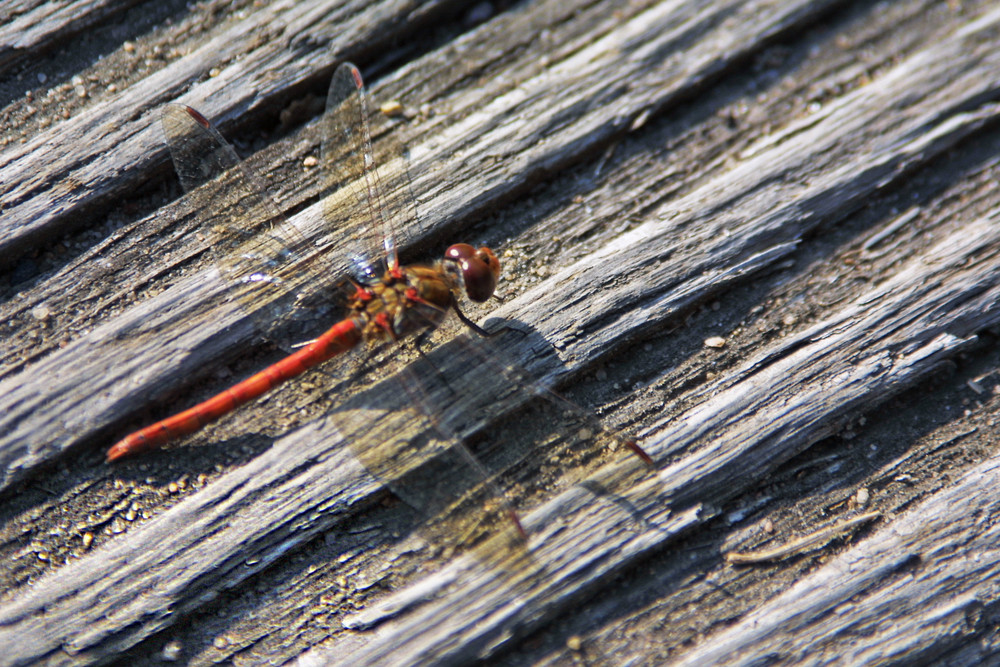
160;640;183;661
380;100;404;117
566;635;582;651
855;488;870;507
704;336;726;348
302;155;318;168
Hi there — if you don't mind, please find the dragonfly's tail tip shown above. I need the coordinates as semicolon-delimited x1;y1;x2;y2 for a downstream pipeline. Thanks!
105;442;129;463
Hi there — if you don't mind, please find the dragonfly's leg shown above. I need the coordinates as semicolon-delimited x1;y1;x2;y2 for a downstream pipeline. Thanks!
412;329;434;357
451;300;529;340
451;300;488;337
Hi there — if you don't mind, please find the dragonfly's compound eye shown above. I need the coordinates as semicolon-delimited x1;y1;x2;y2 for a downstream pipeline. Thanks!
445;244;501;302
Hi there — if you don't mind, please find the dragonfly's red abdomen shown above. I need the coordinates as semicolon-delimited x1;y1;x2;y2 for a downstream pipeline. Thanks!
107;318;363;461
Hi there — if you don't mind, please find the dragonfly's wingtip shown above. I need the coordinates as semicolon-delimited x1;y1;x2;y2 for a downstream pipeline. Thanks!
627;440;655;467
509;509;528;543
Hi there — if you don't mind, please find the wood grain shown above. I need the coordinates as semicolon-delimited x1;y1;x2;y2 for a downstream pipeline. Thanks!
675;453;1000;666
0;2;136;70
3;0;1000;665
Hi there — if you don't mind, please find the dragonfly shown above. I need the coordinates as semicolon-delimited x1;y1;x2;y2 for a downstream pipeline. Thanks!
108;62;653;540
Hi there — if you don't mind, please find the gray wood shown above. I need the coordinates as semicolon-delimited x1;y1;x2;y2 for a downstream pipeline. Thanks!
0;0;456;260
673;452;1000;666
0;0;839;496
0;0;146;72
297;27;1000;654
3;0;1000;665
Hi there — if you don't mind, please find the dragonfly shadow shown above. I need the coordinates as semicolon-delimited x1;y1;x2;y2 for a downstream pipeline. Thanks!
322;314;658;578
105;428;277;486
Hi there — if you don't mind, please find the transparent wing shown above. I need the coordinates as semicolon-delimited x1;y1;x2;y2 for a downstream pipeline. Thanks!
332;308;654;558
161;104;345;344
321;62;420;283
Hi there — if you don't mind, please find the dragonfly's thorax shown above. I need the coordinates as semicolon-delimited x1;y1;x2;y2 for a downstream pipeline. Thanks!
351;263;459;343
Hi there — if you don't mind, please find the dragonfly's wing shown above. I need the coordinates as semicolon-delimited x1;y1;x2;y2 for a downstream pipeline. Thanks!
161;104;346;344
321;63;419;283
161;105;243;192
328;337;524;556
330;309;654;559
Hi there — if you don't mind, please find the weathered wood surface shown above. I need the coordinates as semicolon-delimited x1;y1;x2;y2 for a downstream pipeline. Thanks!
0;0;460;260
3;0;1000;665
0;0;146;71
0;0;838;489
674;452;1000;666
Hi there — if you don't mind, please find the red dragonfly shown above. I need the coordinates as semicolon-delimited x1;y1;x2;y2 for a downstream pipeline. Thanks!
108;63;652;537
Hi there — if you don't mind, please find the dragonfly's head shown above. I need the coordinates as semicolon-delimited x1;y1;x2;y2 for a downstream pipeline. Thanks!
445;244;501;302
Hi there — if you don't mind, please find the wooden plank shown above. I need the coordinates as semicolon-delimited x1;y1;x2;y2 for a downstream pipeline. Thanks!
673;451;1000;666
0;0;460;261
3;0;1000;665
0;0;842;491
0;0;146;72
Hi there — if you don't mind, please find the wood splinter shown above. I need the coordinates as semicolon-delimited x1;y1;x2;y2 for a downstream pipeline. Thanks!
725;511;882;565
